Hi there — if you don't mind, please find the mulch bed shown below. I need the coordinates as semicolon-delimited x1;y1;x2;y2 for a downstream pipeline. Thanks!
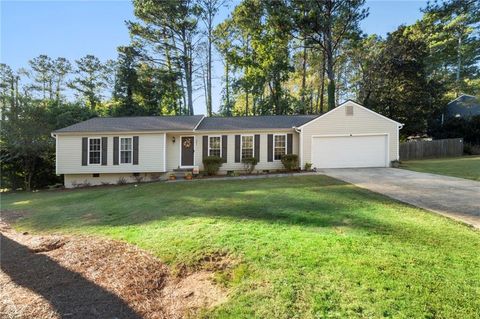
0;222;228;319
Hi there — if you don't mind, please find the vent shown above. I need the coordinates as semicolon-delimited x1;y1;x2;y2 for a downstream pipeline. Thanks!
345;105;354;116
92;173;100;178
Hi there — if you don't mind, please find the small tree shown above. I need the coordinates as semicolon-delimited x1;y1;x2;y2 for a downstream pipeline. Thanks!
1;101;53;191
242;157;258;174
203;156;223;175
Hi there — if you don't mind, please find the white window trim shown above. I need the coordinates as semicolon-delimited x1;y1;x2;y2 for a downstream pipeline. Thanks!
273;134;287;161
119;136;133;165
208;135;222;158
240;134;255;160
88;137;102;165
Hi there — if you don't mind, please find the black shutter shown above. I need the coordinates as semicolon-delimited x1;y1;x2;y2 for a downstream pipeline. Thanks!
287;134;293;154
113;137;119;165
221;135;227;163
82;137;88;166
101;137;108;165
254;134;260;161
203;135;208;159
133;136;139;165
235;135;241;163
267;134;273;162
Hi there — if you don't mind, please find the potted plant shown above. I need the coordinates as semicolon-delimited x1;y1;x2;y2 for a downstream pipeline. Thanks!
169;173;176;180
184;172;193;180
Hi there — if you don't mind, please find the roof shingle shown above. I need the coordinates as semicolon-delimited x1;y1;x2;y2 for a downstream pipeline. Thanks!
54;114;319;133
54;115;205;133
196;115;318;130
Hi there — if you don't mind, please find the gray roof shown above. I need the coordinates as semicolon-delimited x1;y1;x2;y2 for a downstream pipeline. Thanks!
446;94;480;119
54;115;205;133
54;114;320;133
196;115;318;131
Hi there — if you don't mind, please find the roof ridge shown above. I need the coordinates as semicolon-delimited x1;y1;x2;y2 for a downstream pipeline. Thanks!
89;114;205;119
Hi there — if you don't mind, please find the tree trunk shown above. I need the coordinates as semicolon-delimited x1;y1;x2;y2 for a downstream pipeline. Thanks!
325;13;335;111
301;40;307;113
207;16;213;116
456;33;462;97
245;89;249;116
319;52;326;113
225;62;230;115
163;29;178;114
183;39;194;115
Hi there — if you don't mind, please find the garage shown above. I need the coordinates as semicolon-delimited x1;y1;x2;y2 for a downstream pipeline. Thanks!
298;100;402;169
311;134;388;168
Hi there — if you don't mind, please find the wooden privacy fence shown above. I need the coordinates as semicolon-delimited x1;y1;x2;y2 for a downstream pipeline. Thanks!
400;138;464;161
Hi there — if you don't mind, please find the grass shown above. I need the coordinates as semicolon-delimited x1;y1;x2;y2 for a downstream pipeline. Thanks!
2;175;480;318
401;156;480;181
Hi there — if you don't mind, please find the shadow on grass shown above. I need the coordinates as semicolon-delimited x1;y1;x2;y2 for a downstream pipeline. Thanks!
2;176;422;236
0;234;142;319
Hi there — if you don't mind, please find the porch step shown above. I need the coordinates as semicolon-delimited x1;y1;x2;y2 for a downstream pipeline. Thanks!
170;168;193;179
172;168;193;172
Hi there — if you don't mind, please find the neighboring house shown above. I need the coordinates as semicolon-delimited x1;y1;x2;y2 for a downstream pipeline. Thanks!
444;94;480;120
53;100;403;187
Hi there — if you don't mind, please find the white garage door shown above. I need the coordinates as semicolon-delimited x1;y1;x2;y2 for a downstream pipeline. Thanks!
311;134;388;168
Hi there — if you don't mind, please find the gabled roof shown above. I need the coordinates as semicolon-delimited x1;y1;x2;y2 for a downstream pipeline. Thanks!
54;115;205;133
446;94;480;118
297;100;403;129
196;115;318;131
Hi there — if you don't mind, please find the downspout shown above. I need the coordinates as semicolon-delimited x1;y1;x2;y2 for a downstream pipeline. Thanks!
294;126;303;170
397;123;404;161
51;133;58;175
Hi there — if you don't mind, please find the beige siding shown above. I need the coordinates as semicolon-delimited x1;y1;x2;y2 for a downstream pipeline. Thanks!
56;133;166;174
300;101;400;167
64;172;167;188
166;131;299;172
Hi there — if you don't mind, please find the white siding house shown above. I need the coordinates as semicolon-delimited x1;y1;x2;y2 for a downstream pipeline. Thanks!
53;100;402;188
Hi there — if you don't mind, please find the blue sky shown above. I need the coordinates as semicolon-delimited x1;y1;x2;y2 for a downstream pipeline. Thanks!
1;0;427;114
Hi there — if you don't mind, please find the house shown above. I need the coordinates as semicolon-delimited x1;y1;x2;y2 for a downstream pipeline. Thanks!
444;94;480;121
52;100;403;188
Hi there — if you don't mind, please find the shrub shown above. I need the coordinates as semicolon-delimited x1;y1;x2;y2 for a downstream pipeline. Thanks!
132;174;144;183
203;156;223;176
304;162;312;171
281;154;299;171
242;157;258;174
464;143;480;155
390;160;401;168
117;177;128;185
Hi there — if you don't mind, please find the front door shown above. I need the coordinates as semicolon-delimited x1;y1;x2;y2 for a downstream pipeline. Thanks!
181;136;195;166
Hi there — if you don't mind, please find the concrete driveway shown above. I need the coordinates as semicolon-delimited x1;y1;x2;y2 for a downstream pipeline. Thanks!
320;168;480;229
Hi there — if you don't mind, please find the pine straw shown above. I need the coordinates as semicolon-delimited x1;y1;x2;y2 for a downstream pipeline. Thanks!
0;222;228;319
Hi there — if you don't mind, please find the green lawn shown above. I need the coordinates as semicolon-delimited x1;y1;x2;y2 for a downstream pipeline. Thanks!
401;156;480;181
2;176;480;318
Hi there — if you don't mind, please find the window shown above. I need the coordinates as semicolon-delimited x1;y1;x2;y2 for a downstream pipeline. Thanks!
209;136;221;157
241;135;254;160
88;138;101;164
120;137;132;164
92;173;100;177
274;134;286;160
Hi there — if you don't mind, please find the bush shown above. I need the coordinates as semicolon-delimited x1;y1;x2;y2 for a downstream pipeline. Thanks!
203;156;223;176
304;162;312;171
117;177;128;185
242;157;258;174
281;154;299;171
464;143;480;155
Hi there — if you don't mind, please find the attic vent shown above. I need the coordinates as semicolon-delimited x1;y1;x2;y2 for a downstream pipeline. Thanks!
345;105;354;116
